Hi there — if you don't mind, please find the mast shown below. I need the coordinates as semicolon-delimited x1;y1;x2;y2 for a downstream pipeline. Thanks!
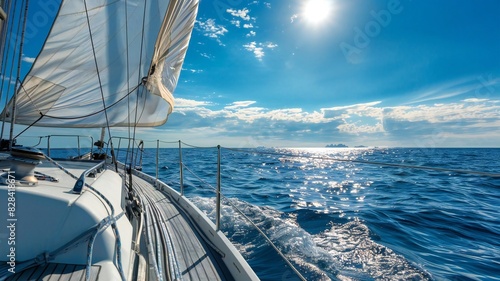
1;0;199;128
8;0;29;149
0;1;8;66
0;2;6;144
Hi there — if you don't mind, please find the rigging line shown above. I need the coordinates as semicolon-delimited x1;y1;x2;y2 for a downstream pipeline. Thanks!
42;84;140;120
222;147;500;178
81;3;125;278
83;0;117;169
182;162;216;191
44;155;125;281
0;0;17;140
180;141;217;149
222;195;307;281
124;0;132;166
7;76;47;135
158;140;179;144
0;0;12;66
15;77;42;113
181;161;307;280
130;0;149;182
13;113;43;140
9;0;29;150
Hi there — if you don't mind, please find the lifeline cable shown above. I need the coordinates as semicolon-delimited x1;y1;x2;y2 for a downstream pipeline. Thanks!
222;147;500;178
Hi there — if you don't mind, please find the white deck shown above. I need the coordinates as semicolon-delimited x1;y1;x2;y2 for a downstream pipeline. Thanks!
130;173;232;280
0;157;259;281
0;159;132;281
5;264;101;281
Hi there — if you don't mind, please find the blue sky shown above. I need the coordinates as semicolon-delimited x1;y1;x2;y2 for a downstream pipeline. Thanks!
8;0;500;148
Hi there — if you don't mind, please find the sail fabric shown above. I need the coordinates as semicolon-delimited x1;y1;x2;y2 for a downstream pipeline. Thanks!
4;0;198;127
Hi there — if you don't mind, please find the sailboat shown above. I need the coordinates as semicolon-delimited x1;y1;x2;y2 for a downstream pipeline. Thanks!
0;0;262;280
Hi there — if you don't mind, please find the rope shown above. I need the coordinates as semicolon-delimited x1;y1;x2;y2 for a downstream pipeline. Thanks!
13;112;43;139
175;142;500;280
158;140;179;144
40;84;140;120
128;0;149;190
180;141;217;149
83;0;118;174
44;155;126;281
181;161;307;280
86;212;126;280
8;0;29;149
182;162;216;190
124;0;131;169
223;196;307;281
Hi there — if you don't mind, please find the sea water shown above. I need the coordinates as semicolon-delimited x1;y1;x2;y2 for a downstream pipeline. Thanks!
54;147;500;280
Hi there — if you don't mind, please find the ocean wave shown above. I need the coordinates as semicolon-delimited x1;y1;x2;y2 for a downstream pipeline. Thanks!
190;196;430;280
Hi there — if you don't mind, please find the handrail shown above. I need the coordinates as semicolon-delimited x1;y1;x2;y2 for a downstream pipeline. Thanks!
44;134;94;158
178;140;184;195
72;160;106;194
171;143;308;280
166;141;500;280
43;155;125;280
108;136;144;167
216;145;221;231
30;138;498;280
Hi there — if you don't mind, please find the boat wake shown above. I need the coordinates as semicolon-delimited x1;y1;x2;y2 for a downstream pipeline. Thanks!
190;196;431;281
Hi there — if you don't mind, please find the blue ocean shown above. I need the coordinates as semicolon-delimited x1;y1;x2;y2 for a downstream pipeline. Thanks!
57;146;500;280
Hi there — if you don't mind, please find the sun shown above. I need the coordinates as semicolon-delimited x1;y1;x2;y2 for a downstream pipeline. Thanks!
303;0;332;24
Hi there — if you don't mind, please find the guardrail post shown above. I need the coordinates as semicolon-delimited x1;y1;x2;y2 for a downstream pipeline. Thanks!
216;145;221;231
156;140;159;188
179;140;184;196
47;135;51;157
117;137;122;162
90;136;94;157
77;136;81;156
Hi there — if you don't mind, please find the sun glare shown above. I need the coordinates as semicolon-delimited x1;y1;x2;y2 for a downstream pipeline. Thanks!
303;0;332;24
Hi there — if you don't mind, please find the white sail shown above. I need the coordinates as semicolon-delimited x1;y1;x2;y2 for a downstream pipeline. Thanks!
3;0;198;127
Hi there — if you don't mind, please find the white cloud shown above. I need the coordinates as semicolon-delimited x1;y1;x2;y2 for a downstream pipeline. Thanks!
383;101;500;123
200;53;212;59
225;101;257;109
175;98;212;108
166;96;500;147
246;31;256;37
322;101;383;119
182;68;203;74
243;23;254;29
0;74;17;84
230;20;240;27
406;76;500;105
264;42;278;49
243;42;265;60
243;41;278;61
337;122;384;134
22;55;35;63
195;19;228;46
227;8;251;21
462;98;489;103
